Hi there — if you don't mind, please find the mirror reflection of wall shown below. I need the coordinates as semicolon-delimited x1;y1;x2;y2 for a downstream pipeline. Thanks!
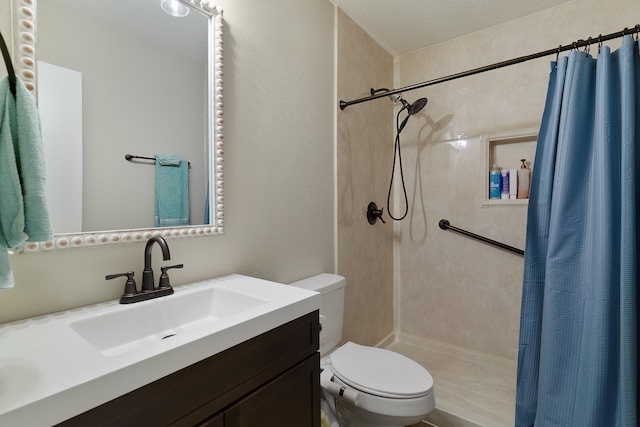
38;0;208;233
39;61;83;233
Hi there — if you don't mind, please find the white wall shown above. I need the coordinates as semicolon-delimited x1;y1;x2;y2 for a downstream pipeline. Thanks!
0;0;335;324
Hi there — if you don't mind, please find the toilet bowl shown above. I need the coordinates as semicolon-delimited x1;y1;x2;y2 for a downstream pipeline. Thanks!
322;341;435;426
290;274;435;427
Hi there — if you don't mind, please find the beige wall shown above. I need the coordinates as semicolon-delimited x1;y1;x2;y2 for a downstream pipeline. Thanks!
0;0;335;324
395;0;640;360
336;10;394;346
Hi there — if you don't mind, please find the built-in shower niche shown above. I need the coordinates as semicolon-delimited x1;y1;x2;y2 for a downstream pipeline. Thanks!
481;128;538;207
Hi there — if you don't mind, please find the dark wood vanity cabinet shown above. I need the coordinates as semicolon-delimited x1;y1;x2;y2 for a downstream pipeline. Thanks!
57;311;320;427
198;353;320;427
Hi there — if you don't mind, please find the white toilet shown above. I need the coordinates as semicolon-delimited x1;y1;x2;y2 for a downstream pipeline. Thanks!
290;274;435;427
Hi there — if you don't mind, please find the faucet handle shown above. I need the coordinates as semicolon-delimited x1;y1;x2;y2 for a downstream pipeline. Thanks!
158;264;183;289
106;271;138;297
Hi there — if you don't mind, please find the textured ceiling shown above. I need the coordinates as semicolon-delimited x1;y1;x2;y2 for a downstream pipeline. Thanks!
42;0;574;61
330;0;574;56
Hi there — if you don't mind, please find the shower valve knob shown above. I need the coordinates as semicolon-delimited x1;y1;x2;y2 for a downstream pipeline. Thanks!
367;202;386;225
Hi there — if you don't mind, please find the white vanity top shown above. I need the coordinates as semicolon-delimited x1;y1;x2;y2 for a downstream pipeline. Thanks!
0;274;320;426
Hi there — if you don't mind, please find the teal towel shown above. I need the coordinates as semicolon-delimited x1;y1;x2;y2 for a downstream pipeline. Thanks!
0;251;14;288
154;154;189;227
157;154;181;166
0;78;27;249
0;76;53;289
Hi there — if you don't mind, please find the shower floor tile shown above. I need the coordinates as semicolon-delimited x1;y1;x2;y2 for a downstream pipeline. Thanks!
383;333;516;427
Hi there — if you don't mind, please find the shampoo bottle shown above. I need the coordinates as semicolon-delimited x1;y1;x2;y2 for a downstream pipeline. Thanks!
501;170;509;200
489;164;501;199
517;159;531;199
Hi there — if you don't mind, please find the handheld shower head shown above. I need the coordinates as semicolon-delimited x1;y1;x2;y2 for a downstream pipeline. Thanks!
367;88;430;223
391;93;428;116
396;97;428;133
408;97;428;115
370;88;428;115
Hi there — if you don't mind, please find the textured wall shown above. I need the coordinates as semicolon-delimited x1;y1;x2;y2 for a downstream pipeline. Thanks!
337;9;395;346
395;0;640;360
0;0;335;324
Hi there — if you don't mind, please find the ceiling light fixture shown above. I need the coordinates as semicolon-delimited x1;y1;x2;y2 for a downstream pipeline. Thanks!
161;0;190;17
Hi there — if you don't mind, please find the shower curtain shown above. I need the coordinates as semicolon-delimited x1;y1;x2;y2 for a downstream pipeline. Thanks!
516;35;639;427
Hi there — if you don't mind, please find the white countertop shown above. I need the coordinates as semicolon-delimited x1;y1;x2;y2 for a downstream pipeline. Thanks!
0;274;320;426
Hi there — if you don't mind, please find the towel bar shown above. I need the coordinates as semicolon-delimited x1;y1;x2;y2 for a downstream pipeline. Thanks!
125;154;191;167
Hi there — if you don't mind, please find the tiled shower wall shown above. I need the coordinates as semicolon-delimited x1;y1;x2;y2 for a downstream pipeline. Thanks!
337;0;640;360
336;10;395;346
394;0;640;360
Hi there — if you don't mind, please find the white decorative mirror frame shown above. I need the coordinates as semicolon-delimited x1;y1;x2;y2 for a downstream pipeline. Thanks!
10;0;37;94
13;0;225;253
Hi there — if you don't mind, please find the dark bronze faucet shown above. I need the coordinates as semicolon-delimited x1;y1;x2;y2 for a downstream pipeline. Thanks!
106;236;183;304
142;236;171;291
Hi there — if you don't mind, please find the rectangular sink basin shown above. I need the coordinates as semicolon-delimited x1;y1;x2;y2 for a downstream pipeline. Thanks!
0;274;320;427
70;286;268;356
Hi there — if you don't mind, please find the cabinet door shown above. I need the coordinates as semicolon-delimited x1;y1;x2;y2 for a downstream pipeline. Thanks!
224;353;320;427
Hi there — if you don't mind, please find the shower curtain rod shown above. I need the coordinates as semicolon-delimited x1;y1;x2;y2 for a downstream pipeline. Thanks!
339;24;640;110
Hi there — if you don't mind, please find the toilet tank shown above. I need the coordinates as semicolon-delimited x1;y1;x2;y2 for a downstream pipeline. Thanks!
290;273;345;355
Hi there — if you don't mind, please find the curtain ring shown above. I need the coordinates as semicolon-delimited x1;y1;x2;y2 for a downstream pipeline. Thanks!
572;41;578;50
598;34;603;53
584;37;591;54
555;44;561;63
635;24;640;42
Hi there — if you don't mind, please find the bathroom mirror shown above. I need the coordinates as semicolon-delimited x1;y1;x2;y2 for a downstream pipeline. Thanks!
18;0;224;252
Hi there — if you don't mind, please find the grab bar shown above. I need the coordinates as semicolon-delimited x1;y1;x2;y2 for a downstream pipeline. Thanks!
438;219;524;256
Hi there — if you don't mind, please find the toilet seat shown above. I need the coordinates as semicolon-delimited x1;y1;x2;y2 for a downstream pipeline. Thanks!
329;342;433;399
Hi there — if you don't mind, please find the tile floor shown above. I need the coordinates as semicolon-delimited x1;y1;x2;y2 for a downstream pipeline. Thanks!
383;333;516;427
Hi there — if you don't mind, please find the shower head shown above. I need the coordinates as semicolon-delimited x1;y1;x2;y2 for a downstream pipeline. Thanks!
408;97;428;115
390;93;428;115
396;97;428;134
393;96;428;134
370;88;429;115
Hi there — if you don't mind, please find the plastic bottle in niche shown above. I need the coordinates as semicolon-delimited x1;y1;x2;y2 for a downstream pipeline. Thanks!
501;170;509;200
489;164;501;199
509;169;517;199
517;159;531;199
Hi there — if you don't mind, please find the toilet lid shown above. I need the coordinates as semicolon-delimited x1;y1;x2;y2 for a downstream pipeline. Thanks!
329;342;433;398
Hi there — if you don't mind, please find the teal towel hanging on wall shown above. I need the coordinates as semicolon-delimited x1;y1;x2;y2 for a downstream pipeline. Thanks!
154;154;189;227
